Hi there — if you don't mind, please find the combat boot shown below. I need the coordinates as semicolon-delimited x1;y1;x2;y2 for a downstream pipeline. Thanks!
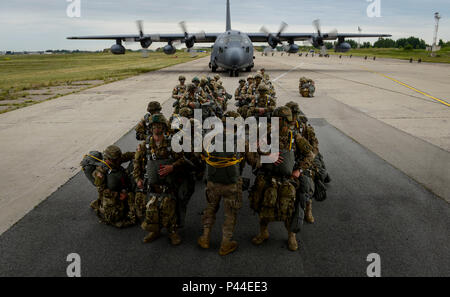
219;239;238;256
169;231;182;246
287;232;298;251
305;200;315;224
143;230;161;243
197;227;211;249
251;223;269;245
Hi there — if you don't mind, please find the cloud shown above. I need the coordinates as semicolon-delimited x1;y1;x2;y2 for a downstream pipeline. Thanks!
0;0;449;51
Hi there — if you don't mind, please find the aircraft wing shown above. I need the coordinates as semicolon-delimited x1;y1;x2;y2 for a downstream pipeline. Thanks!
67;33;220;43
247;33;391;42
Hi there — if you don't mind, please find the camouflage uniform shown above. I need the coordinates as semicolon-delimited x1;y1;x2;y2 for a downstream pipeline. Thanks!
234;79;250;118
247;84;276;119
286;102;330;214
92;145;136;228
179;84;207;118
135;101;162;141
249;107;315;251
299;77;316;97
192;76;208;99
199;76;215;100
260;68;270;82
133;114;186;245
172;75;187;114
247;73;264;101
198;111;258;256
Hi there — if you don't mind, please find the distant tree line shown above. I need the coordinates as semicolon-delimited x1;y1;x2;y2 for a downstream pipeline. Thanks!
324;36;450;50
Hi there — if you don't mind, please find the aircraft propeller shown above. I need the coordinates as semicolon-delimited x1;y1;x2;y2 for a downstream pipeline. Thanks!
310;19;338;55
134;20;160;58
179;21;206;57
260;21;288;49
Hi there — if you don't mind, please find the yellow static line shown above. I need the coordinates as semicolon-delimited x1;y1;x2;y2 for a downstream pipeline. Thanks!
360;67;450;107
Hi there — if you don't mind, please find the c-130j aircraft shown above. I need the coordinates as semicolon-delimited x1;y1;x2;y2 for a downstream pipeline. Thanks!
68;0;391;77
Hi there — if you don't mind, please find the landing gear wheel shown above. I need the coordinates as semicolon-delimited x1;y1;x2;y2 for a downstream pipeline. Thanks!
212;65;217;72
229;70;234;77
245;67;252;72
235;71;239;77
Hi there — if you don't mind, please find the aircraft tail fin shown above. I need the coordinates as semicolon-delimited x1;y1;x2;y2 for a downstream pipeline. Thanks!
226;0;231;31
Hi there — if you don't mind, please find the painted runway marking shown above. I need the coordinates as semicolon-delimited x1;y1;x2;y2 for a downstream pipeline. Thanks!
361;67;450;107
273;63;304;82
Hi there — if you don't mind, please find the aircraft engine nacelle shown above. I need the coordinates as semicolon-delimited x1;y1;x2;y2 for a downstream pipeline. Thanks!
185;37;195;49
110;44;126;55
140;38;152;49
335;42;351;53
163;44;176;55
311;37;323;48
286;44;299;53
268;35;280;49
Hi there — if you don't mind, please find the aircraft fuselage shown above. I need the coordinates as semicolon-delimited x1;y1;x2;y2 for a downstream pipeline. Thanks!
210;30;254;73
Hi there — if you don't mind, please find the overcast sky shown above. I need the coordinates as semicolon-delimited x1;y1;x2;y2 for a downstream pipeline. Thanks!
1;0;449;51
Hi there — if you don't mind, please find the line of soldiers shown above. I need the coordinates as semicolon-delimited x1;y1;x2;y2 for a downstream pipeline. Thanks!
81;70;330;256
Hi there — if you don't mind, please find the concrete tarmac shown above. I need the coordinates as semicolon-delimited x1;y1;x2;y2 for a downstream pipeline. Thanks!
0;54;449;276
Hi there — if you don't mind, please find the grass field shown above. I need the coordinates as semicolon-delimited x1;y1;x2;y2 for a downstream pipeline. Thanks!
328;47;450;63
0;51;208;113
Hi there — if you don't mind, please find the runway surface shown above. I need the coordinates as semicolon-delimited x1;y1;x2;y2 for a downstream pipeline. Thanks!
0;54;449;276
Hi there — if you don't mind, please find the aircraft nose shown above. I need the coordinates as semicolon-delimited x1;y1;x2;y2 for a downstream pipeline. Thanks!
225;47;244;68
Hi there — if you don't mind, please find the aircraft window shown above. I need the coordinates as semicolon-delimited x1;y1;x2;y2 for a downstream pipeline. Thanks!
224;35;242;43
246;47;250;53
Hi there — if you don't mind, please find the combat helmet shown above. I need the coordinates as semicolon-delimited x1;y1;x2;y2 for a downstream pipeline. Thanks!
103;145;122;161
214;74;221;80
149;113;169;129
223;110;240;120
247;75;254;80
178;75;186;81
285;101;300;115
239;78;245;83
200;76;208;84
254;73;263;80
192;76;200;83
299;77;307;83
179;107;194;118
147;101;162;113
257;84;269;94
272;106;293;122
187;83;196;92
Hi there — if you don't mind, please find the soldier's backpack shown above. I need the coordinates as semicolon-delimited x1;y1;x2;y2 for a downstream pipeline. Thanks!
80;151;104;186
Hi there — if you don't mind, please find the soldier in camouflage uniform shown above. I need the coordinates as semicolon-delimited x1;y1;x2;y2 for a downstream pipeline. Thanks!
199;76;215;100
260;68;269;81
247;84;276;119
180;84;207;118
192;76;208;99
262;73;276;97
234;78;250;118
248;107;315;251
92;145;136;228
172;75;187;114
299;77;316;97
135;101;162;141
198;111;258;256
133;114;186;245
286;102;330;223
247;73;264;101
